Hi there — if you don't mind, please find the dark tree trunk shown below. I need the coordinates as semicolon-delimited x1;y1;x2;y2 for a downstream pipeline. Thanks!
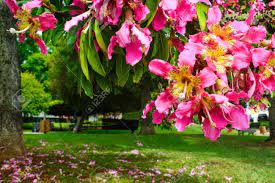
0;1;25;161
267;98;275;142
139;79;155;135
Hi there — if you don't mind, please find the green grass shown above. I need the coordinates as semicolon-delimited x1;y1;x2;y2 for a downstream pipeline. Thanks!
2;125;275;182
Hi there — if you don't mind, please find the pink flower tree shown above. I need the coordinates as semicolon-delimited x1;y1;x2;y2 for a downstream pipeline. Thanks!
4;0;275;140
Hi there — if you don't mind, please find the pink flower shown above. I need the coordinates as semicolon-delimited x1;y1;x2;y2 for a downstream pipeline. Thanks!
93;0;123;25
175;117;192;132
225;91;248;105
142;100;155;119
38;13;58;31
155;89;174;113
64;11;91;32
70;0;86;15
269;0;275;7
129;0;150;22
242;26;267;44
251;48;272;67
152;110;166;124
207;6;222;30
4;0;57;55
203;118;222;141
89;160;96;166
152;0;196;35
108;21;152;66
130;149;139;155
159;0;178;10
34;37;48;55
149;59;175;78
22;0;42;10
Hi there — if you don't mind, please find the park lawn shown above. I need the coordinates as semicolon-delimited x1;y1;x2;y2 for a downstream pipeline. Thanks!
1;125;275;183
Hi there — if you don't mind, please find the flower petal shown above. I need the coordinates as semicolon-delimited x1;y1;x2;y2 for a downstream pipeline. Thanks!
134;3;150;22
4;0;20;15
148;59;175;78
39;13;57;32
108;36;118;60
155;89;174;113
125;41;142;66
242;26;267;44
225;91;248;105
199;68;218;88
245;6;256;25
64;11;90;32
176;101;194;119
209;107;228;129
252;48;271;67
131;26;152;54
229;106;250;130
116;23;131;47
159;0;178;10
152;9;167;31
152;110;166;124
175;117;192;132
142;100;155;119
231;41;252;70
33;37;48;55
22;0;42;10
203;118;221;141
207;6;222;29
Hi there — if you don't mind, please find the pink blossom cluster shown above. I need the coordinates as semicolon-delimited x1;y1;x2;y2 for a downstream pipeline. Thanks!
4;0;57;55
142;6;275;141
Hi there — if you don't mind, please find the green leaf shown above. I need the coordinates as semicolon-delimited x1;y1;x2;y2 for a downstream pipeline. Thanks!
95;73;111;91
116;55;130;87
80;74;93;98
158;32;169;60
196;2;209;32
151;34;159;58
133;63;143;83
87;26;107;77
93;20;107;54
79;32;90;81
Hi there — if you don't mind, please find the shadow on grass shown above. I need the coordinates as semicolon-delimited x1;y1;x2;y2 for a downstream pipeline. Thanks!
1;141;205;183
23;130;275;180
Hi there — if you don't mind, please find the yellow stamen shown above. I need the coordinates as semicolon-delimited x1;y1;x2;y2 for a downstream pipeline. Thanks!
168;66;200;99
211;24;234;44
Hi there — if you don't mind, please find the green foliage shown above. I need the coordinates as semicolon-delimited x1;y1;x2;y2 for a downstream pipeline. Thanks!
79;32;90;80
21;52;49;84
94;20;108;54
196;3;209;31
17;38;40;64
46;46;92;104
115;55;130;87
133;62;144;83
21;72;62;116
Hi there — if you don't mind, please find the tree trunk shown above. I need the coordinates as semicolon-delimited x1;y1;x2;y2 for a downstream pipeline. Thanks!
139;79;155;135
267;98;275;142
0;1;25;161
73;115;85;133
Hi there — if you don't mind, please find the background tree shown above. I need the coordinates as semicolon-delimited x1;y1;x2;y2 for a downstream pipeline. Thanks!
21;52;49;85
21;72;61;116
0;0;25;161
